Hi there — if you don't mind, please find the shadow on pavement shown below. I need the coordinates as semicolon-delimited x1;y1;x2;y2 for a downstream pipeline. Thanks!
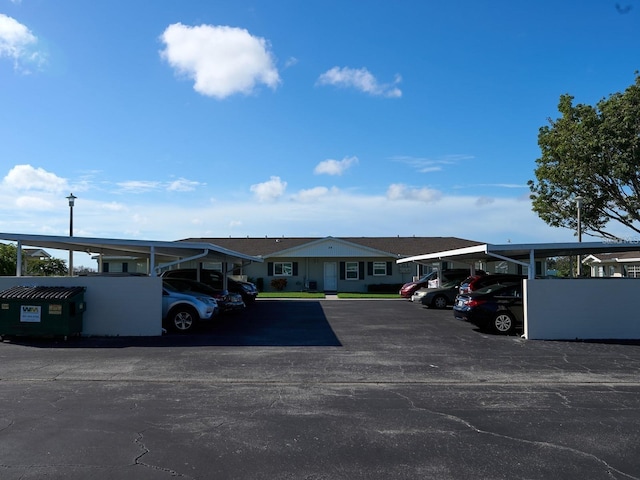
2;300;342;348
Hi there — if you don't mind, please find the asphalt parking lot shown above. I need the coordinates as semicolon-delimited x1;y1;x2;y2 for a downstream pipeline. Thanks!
1;298;640;480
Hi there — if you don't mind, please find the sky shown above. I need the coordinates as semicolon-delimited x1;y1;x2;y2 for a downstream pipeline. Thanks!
1;0;639;267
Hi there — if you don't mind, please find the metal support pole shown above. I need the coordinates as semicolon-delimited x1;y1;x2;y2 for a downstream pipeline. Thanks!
576;196;583;276
66;193;76;276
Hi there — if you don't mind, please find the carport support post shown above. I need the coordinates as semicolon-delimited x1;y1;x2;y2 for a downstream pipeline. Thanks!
16;240;22;277
222;259;228;291
529;249;535;280
149;246;156;276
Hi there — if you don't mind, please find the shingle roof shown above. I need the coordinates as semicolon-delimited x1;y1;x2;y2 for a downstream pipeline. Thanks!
179;236;484;258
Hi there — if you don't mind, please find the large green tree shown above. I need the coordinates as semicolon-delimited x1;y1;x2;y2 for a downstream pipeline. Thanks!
0;243;68;276
0;244;17;276
528;73;640;240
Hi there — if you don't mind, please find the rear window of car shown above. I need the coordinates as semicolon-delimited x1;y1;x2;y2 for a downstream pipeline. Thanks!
475;282;519;295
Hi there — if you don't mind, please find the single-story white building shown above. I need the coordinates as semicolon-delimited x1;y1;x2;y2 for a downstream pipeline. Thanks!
583;250;640;278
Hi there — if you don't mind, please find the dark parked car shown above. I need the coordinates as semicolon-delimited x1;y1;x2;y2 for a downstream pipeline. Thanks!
416;279;462;309
399;269;484;298
162;277;245;313
453;282;524;334
162;268;257;304
458;273;526;295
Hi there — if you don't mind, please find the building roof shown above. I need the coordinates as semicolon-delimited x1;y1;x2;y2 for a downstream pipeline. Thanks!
179;236;484;258
584;251;640;263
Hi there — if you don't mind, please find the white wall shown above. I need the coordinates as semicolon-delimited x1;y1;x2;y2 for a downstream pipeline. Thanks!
524;279;640;340
0;276;162;336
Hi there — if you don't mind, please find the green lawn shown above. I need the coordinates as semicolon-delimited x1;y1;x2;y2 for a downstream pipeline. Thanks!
337;293;400;299
258;292;326;299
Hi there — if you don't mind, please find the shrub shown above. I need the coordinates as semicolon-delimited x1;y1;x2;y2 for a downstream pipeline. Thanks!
270;278;288;291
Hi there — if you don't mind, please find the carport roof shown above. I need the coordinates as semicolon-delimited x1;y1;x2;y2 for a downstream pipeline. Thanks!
0;232;263;265
397;241;640;266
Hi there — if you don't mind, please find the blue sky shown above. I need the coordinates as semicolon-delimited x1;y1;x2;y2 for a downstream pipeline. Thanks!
1;0;639;266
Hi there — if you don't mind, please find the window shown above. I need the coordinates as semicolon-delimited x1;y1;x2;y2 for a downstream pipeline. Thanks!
274;262;293;276
346;262;359;280
627;265;640;278
372;262;387;276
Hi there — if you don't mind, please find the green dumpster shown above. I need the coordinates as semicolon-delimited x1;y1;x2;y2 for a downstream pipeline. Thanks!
0;286;86;339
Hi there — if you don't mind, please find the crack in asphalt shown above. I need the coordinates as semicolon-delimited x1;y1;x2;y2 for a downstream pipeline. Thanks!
392;390;640;480
134;431;194;479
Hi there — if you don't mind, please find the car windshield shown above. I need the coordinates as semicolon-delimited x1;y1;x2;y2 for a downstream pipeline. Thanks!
417;271;437;282
165;279;215;295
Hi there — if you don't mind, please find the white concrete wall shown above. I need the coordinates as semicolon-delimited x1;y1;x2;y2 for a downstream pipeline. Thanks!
524;279;640;340
0;276;162;336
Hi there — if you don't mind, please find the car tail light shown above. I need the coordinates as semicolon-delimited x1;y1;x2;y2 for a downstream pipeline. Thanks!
467;298;487;308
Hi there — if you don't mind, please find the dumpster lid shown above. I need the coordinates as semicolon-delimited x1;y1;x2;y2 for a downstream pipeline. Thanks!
0;286;86;300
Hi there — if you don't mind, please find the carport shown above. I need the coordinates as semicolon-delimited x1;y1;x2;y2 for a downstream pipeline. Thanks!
398;241;640;340
0;232;262;336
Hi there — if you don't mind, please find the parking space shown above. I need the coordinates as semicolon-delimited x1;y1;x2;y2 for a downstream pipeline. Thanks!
1;299;640;479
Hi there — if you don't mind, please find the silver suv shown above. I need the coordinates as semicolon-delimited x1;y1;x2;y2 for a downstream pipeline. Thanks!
162;281;219;333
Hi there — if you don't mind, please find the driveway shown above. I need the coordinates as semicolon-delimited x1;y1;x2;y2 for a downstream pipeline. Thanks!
1;299;640;479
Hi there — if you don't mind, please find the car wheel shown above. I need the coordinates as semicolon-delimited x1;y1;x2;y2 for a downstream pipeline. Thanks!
492;312;515;335
167;305;198;333
431;295;448;309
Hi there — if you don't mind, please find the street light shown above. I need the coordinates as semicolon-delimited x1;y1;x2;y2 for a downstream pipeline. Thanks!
66;193;77;276
576;196;583;276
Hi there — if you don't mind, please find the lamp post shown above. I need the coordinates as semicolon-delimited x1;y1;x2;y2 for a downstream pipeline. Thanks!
576;196;583;276
66;193;77;276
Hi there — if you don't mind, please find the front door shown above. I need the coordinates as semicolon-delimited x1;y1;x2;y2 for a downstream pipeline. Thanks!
324;262;337;292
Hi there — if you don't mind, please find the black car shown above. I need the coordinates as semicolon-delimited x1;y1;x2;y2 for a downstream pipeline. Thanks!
162;277;245;313
419;279;462;309
162;268;257;304
453;282;524;334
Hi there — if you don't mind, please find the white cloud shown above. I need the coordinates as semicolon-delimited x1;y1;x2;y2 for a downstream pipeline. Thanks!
314;156;358;176
317;66;402;98
0;14;46;72
2;164;68;192
114;178;204;193
15;195;51;210
284;56;298;68
476;196;495;206
101;201;128;212
392;154;474;173
250;176;287;202
386;183;442;203
159;23;280;99
293;186;335;202
167;178;203;192
116;180;162;193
